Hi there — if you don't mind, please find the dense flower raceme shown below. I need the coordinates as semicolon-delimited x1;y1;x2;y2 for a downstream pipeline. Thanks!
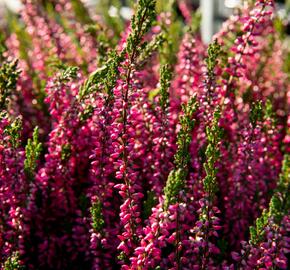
0;0;289;269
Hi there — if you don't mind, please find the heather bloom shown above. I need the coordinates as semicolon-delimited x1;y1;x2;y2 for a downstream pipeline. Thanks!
171;32;205;107
0;0;289;269
232;154;289;269
185;108;222;269
128;97;198;269
112;76;145;263
19;69;94;269
0;60;26;265
0;114;25;263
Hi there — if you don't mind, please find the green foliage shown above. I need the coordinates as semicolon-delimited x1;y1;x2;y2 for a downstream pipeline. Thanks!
269;155;290;223
80;0;157;102
3;252;24;270
0;59;20;110
46;59;79;82
90;200;105;232
164;97;198;209
137;33;165;67
269;196;284;225
59;66;79;83
250;154;289;245
203;108;222;199
103;51;125;97
159;64;172;111
79;50;123;100
117;251;127;262
5;117;22;148
206;40;221;80
148;88;159;101
175;98;198;169
264;99;274;120
164;169;185;209
79;104;94;123
249;209;270;245
24;127;42;180
249;100;263;127
264;99;277;127
61;143;71;161
0;60;22;148
0;31;7;60
127;0;156;56
249;99;277;131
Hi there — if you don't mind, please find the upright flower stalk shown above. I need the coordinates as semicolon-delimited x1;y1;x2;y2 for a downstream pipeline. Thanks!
0;0;289;269
232;154;289;269
188;108;222;269
129;97;198;270
0;59;25;265
108;0;157;266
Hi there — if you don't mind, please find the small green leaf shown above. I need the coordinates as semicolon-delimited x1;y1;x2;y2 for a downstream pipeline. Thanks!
61;143;71;161
3;252;24;270
91;199;105;232
159;64;172;111
0;59;21;110
5;117;22;148
24;126;42;180
206;40;221;80
163;96;198;210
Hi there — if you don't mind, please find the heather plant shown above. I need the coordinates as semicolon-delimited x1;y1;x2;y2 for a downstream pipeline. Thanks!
0;0;289;269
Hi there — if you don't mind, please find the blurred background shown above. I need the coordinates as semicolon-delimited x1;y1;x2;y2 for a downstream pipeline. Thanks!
0;0;290;43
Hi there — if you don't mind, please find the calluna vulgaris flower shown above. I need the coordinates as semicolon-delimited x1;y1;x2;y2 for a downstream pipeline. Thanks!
0;0;289;269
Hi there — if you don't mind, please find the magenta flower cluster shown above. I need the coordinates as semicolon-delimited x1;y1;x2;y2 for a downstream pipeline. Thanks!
0;0;289;269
